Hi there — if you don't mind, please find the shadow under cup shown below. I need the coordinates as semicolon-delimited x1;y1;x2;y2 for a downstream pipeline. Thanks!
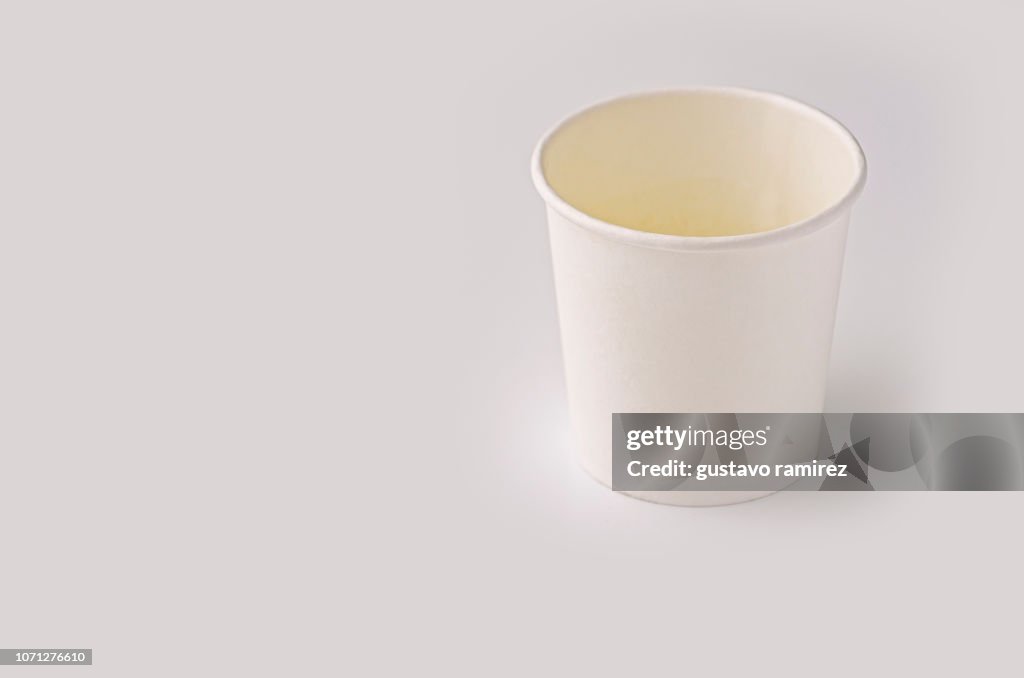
532;88;866;507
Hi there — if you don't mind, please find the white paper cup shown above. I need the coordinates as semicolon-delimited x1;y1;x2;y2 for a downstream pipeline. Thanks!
531;88;866;506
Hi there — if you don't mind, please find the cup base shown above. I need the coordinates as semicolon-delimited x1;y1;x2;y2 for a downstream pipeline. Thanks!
621;488;779;507
578;455;778;507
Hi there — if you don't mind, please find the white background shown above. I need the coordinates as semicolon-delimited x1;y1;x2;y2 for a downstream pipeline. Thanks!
1;1;1022;675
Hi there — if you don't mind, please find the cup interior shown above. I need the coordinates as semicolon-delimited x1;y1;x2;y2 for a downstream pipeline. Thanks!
537;90;863;238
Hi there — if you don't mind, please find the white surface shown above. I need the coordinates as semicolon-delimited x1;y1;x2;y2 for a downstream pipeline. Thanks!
0;1;1022;676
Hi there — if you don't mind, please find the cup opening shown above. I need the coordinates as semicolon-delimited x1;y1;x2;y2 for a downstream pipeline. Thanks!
532;88;866;250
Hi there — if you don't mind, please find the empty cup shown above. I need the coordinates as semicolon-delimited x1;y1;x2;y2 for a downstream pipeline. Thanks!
532;87;866;506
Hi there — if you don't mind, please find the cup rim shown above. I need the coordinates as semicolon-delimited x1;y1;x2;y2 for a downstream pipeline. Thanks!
531;86;867;252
